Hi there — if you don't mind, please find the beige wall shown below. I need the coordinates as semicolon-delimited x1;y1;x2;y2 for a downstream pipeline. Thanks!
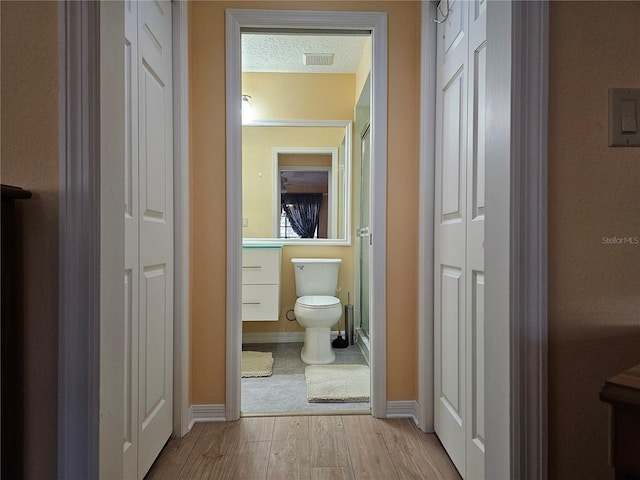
190;1;420;404
243;72;355;120
548;2;640;478
0;1;59;476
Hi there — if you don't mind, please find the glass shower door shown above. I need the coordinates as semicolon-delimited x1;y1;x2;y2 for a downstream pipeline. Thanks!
359;124;371;337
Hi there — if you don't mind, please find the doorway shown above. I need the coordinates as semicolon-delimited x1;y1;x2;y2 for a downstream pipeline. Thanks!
239;30;371;416
225;9;389;421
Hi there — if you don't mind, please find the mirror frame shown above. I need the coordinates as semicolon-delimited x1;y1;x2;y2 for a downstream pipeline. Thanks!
242;119;352;246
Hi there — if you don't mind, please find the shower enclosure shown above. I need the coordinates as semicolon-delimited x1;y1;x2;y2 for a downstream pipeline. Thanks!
355;75;371;360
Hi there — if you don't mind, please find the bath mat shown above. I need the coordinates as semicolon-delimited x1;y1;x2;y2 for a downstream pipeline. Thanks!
241;351;273;378
305;364;370;402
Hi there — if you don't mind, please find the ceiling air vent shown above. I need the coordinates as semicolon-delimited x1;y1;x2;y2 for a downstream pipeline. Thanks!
303;53;334;66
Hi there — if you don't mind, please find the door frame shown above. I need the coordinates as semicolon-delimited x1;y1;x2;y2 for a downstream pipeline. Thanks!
225;9;388;420
58;2;190;477
418;1;549;478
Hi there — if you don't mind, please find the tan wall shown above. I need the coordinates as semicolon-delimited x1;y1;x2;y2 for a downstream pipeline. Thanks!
243;72;355;121
548;2;640;478
190;1;420;404
0;1;59;476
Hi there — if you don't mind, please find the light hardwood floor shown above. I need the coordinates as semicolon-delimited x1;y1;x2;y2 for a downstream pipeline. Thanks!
145;415;461;479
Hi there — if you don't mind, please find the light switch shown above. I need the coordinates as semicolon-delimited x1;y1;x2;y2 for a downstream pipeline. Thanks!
243;218;248;227
609;88;640;146
621;99;637;133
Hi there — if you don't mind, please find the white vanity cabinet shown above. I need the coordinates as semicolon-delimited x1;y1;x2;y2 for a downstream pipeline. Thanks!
242;247;282;321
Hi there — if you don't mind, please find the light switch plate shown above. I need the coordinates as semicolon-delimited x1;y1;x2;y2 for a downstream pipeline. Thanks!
609;88;640;147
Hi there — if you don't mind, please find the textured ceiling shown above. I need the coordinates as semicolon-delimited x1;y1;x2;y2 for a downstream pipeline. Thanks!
242;34;369;74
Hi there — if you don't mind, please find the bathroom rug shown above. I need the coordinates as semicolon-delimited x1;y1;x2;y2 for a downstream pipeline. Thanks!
241;351;274;377
305;364;370;402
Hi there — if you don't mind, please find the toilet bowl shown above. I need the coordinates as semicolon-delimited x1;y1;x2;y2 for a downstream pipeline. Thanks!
291;258;342;364
294;295;341;364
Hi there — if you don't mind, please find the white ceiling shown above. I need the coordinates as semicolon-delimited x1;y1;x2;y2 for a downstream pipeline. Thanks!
242;33;369;74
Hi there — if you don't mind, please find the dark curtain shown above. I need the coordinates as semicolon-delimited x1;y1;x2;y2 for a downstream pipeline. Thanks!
281;193;323;238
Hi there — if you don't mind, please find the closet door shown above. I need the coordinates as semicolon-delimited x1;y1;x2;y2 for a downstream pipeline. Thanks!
123;1;140;477
434;0;486;478
124;1;174;478
465;1;486;476
434;0;470;473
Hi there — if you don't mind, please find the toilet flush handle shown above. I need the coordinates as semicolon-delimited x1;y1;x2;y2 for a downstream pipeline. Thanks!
296;265;305;270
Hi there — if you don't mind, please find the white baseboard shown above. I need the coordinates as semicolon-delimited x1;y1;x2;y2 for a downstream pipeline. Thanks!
242;330;352;344
386;401;419;425
188;401;418;429
188;404;226;429
241;331;305;344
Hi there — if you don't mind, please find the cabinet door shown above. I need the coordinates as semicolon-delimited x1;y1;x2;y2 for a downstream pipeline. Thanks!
242;285;280;321
242;249;281;284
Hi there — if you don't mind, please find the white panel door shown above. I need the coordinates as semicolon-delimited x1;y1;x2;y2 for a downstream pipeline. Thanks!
465;1;487;477
123;1;140;477
434;0;486;478
124;1;174;478
137;0;173;476
435;0;469;474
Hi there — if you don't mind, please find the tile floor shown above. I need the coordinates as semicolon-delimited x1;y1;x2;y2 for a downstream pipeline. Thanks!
241;342;370;415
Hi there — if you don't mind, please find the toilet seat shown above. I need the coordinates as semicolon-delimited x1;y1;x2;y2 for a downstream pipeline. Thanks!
295;295;341;309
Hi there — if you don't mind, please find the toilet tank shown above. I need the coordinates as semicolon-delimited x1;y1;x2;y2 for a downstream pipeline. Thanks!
291;258;342;297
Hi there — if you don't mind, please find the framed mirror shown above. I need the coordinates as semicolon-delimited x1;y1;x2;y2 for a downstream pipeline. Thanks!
242;119;352;245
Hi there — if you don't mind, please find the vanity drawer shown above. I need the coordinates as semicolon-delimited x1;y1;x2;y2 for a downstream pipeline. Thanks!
242;284;280;321
242;248;281;285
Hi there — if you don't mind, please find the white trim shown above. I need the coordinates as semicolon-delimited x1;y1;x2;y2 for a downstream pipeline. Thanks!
368;11;388;420
485;6;513;475
417;0;437;435
248;119;351;128
188;405;227;429
58;2;101;478
226;9;388;421
226;9;244;422
510;2;549;478
485;2;548;479
172;0;190;438
386;401;420;425
242;332;306;344
242;331;351;344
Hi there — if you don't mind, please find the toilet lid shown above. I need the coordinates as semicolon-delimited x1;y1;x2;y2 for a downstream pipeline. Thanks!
296;295;341;309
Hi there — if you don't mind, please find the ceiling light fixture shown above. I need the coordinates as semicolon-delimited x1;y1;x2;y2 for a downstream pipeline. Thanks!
242;94;254;123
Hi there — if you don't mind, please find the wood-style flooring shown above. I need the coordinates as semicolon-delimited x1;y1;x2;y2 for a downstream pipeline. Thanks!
145;415;461;480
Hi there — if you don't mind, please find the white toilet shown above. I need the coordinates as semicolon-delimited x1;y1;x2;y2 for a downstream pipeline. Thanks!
292;258;342;364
